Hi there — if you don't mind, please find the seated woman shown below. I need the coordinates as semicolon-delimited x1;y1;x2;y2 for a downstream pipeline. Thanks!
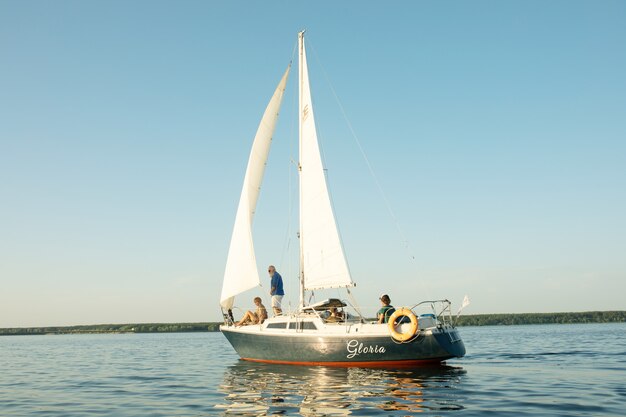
235;297;268;326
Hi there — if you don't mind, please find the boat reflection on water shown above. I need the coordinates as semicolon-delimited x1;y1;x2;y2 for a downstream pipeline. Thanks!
215;361;466;415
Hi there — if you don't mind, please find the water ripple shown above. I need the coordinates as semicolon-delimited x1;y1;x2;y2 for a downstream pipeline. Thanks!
0;323;625;416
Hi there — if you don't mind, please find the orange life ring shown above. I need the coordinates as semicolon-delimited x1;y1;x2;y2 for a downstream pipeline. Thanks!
387;308;419;342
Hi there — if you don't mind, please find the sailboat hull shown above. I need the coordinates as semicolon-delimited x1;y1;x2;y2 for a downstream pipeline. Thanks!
220;322;465;368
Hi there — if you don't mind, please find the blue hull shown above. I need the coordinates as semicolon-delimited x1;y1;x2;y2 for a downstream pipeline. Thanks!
221;326;465;367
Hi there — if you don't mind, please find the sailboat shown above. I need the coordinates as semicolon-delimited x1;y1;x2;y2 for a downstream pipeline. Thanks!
219;31;465;367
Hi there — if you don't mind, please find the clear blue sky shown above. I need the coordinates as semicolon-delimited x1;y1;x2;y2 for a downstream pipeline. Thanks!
1;1;625;327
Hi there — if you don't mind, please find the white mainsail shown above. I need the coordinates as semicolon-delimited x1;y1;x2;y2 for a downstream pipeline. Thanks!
220;66;290;310
298;31;354;295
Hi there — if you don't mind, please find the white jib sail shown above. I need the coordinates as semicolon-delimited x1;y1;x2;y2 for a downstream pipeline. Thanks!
220;66;290;310
298;32;354;292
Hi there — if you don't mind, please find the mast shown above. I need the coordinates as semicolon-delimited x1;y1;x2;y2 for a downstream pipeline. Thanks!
298;30;306;310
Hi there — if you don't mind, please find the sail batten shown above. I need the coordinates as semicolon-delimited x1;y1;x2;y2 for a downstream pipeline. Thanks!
220;66;290;310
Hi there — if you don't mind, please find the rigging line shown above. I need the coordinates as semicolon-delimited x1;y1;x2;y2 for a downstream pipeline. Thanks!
290;38;298;64
308;40;417;263
346;287;364;320
288;45;299;292
279;48;299;291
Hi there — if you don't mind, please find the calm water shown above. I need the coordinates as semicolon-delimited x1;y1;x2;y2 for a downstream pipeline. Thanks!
1;323;625;416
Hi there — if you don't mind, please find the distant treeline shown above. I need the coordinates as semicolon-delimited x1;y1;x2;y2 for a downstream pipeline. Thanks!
0;322;222;336
455;311;626;326
1;311;624;336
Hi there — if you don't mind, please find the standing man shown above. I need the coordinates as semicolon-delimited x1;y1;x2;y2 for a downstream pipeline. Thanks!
268;265;284;316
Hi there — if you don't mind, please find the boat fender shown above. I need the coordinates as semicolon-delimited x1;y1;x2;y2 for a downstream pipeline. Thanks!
388;308;418;342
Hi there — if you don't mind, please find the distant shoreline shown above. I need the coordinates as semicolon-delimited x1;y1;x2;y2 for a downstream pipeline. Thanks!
2;311;624;336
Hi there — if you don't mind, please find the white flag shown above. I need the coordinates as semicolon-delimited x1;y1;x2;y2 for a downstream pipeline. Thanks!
456;295;470;317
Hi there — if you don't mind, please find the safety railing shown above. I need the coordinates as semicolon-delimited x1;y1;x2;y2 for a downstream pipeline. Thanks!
409;299;454;326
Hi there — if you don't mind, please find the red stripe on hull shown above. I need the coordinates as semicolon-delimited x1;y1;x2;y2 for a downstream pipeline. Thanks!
240;357;446;368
